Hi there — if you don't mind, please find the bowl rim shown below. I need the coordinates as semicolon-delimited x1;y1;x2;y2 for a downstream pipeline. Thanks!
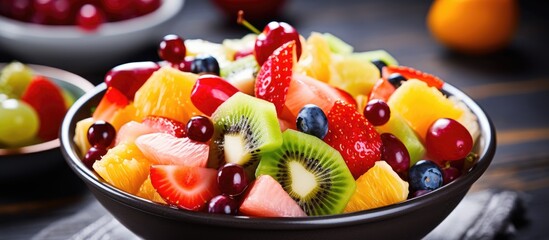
0;63;95;155
0;0;184;40
60;82;496;229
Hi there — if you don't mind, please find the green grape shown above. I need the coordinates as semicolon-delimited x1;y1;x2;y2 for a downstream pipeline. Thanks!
0;62;34;98
0;99;40;147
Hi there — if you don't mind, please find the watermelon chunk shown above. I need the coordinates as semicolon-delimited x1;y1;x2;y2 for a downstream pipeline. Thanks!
135;133;209;167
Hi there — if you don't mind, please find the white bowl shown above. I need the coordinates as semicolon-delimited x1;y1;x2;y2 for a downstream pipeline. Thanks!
0;0;184;71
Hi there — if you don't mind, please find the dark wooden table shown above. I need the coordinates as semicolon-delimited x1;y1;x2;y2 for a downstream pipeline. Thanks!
1;0;548;239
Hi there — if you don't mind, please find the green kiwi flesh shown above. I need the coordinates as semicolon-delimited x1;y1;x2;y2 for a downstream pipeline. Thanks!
220;55;259;95
256;129;356;216
208;92;282;175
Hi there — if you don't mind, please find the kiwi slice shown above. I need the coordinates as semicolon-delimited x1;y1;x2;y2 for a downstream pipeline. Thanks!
220;55;259;95
208;92;282;175
256;129;356;216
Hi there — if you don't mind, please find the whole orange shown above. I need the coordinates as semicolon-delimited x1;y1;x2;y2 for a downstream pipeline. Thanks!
427;0;519;54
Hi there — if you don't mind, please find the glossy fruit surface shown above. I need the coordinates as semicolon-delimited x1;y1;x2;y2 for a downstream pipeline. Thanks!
254;21;302;67
409;160;443;191
217;163;249;196
83;145;108;169
92;87;129;122
383;66;444;90
77;4;104;31
344;161;409;212
442;165;461;185
296;104;328;139
368;77;395;103
0;61;33;98
104;61;160;100
207;195;239;215
186;116;214;142
0;99;39;147
158;34;186;64
426;118;473;161
380;133;410;179
191;55;220;75
190;74;239;116
363;99;390;126
87;120;116;148
142;115;186;138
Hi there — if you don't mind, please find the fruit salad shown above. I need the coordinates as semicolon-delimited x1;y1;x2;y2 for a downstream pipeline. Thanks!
0;62;73;148
74;18;480;217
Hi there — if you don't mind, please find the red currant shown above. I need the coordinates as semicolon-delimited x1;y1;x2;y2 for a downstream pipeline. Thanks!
207;195;239;215
186;116;214;142
363;99;391;126
217;163;249;197
83;145;108;169
158;34;186;64
87;121;116;148
426;118;473;161
77;4;104;31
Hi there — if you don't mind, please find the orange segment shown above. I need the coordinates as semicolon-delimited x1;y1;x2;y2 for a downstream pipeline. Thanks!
388;79;464;142
133;66;202;124
136;176;166;204
344;161;409;212
93;142;150;194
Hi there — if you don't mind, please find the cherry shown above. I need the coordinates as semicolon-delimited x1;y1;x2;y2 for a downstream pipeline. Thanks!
101;0;134;21
426;118;473;162
77;4;104;31
380;133;410;179
363;99;391;126
104;61;160;100
217;163;249;197
9;0;33;21
87;121;116;148
158;34;186;64
190;74;239;116
185;116;214;142
207;195;239;215
49;0;72;25
83;145;108;169
135;0;161;16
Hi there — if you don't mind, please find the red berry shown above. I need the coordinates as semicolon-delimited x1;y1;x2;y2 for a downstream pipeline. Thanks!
190;74;239;116
135;0;161;16
158;34;186;64
442;166;461;185
254;21;302;67
426;118;473;161
363;99;391;126
380;133;410;179
186;116;214;142
83;145;107;169
87;121;116;148
207;195;239;215
77;4;104;31
217;163;249;197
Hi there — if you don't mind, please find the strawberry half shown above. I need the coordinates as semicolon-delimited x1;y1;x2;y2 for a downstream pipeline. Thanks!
142;115;186;138
254;40;295;114
382;66;444;89
21;75;68;141
92;87;129;122
150;165;220;211
324;100;382;179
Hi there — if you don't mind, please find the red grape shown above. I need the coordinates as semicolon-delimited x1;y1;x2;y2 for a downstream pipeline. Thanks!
363;99;391;126
186;116;214;142
217;163;249;197
380;133;410;179
158;34;186;64
87;121;116;148
207;195;239;215
83;145;107;169
77;4;104;31
426;118;473;161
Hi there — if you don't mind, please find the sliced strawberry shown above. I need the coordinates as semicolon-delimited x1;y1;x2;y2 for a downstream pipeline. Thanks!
150;165;219;211
368;78;395;102
136;133;209;167
142;115;186;138
324;100;382;179
383;66;444;89
21;75;68;141
92;87;129;122
283;73;357;122
254;40;295;114
240;175;307;217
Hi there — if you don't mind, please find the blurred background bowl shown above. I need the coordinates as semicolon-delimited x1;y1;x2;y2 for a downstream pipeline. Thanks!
60;82;496;240
0;0;184;73
0;63;94;180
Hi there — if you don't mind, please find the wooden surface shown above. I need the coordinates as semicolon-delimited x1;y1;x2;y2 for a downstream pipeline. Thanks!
1;0;548;239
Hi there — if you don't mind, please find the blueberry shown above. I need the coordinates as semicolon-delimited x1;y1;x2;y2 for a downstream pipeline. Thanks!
387;73;407;88
296;104;328;139
409;160;443;191
191;55;220;75
370;59;387;73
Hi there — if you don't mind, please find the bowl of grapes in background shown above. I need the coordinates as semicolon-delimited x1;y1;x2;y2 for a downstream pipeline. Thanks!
0;62;94;180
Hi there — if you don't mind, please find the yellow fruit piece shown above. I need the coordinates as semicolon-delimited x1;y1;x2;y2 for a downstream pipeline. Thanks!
93;142;150;194
136;176;166;204
427;0;518;54
295;32;332;83
134;66;202;124
110;103;138;131
344;161;409;213
73;117;94;156
388;79;464;142
329;56;380;97
185;39;231;69
355;94;369;113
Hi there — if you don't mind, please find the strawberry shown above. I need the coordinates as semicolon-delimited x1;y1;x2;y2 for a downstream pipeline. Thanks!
21;75;68;141
150;165;220;211
324;100;382;179
254;40;295;114
92;87;129;122
104;61;160;100
142;115;186;138
382;66;444;89
369;78;395;103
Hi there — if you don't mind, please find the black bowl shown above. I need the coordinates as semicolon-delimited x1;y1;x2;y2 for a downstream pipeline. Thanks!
60;82;495;240
0;63;94;180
